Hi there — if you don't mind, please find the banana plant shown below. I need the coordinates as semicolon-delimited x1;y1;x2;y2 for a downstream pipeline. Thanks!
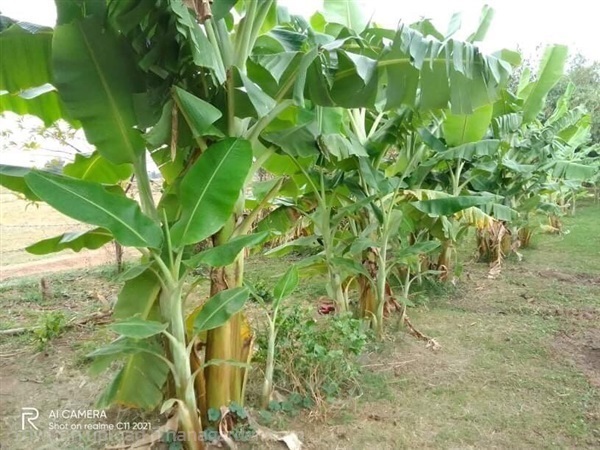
0;1;291;444
467;45;598;250
0;0;515;444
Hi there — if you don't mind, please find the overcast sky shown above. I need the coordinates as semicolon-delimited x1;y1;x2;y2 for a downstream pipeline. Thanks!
0;0;598;61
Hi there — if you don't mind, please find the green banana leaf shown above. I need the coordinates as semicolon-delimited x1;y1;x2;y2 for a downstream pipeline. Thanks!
63;152;132;184
412;196;492;216
53;17;146;165
170;138;253;247
184;232;270;268
0;165;40;201
193;287;250;333
26;228;113;255
522;45;568;123
24;171;162;248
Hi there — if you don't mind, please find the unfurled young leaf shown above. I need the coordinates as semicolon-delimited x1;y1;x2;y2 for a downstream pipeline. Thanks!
521;45;568;123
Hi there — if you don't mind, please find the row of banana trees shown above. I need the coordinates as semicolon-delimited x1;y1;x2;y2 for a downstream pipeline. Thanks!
0;1;597;447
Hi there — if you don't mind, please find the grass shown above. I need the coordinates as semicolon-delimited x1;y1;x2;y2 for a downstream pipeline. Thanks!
0;200;598;449
524;204;600;274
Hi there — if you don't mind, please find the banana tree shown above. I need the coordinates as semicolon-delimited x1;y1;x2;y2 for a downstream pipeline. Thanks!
467;45;598;251
0;0;515;445
1;0;301;443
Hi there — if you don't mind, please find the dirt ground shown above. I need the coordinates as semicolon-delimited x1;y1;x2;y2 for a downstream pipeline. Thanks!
0;188;137;281
0;250;127;282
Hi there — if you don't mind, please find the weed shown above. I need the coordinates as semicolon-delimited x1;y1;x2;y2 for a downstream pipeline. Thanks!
266;392;314;415
256;305;372;403
246;277;274;304
200;402;256;444
33;311;67;350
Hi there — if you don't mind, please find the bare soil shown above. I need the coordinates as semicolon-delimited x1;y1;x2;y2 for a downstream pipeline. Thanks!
554;328;600;388
0;250;124;282
0;187;131;282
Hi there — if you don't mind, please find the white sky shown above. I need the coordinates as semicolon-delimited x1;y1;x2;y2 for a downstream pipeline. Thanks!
0;0;598;61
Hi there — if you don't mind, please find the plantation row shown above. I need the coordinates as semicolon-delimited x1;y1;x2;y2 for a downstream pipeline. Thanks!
0;1;598;448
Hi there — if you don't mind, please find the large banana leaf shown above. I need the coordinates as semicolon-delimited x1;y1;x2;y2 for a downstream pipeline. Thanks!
420;62;451;110
193;287;250;333
250;51;299;85
263;122;320;158
0;84;67;126
235;68;277;118
0;21;69;124
330;50;379;108
95;340;168;410
297;19;511;112
521;45;568;123
552;161;598;181
172;86;223;138
443;104;493;146
108;318;168;339
323;0;369;33
24;171;163;248
367;26;510;113
96;270;167;410
52;17;145;165
114;270;161;319
0;21;53;92
431;140;501;163
170;139;253;247
254;205;301;235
